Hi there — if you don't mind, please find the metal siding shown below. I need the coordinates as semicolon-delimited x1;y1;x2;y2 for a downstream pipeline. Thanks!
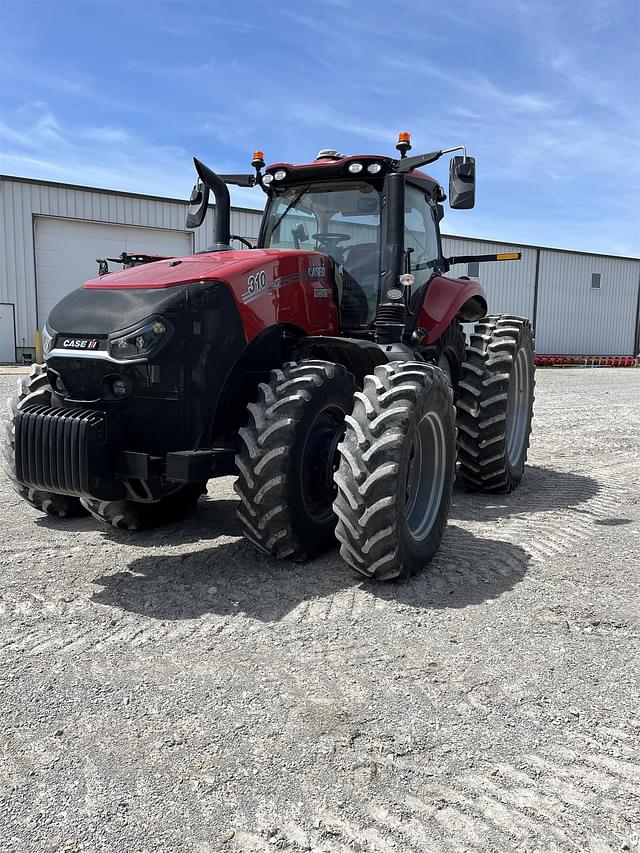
442;235;537;320
536;251;639;355
0;178;259;347
1;176;637;357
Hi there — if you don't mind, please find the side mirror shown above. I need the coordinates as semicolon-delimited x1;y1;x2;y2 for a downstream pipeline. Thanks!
186;180;210;229
291;223;309;248
449;156;476;209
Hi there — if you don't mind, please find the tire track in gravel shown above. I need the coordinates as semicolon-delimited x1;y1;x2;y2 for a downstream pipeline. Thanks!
326;741;635;853
1;472;632;658
0;457;635;662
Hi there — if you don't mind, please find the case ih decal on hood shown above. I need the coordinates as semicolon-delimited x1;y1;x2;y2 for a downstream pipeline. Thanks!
62;338;100;350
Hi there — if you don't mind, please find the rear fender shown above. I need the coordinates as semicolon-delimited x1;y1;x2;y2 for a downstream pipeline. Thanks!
416;275;487;344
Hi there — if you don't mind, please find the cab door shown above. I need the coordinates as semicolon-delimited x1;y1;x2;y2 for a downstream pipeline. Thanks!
404;183;441;321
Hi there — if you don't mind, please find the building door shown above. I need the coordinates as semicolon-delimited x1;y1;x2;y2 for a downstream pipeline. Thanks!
0;303;16;363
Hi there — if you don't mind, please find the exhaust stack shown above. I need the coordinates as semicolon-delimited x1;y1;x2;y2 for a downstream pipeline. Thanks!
186;157;231;249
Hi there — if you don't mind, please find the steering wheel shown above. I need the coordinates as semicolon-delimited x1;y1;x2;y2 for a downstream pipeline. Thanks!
313;233;352;246
229;234;253;249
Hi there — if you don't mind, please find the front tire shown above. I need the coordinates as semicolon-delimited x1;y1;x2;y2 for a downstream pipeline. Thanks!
234;360;356;560
333;362;456;581
456;314;535;492
80;482;206;530
1;364;87;518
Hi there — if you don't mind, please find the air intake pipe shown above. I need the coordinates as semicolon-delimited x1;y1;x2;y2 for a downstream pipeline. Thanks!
374;171;406;343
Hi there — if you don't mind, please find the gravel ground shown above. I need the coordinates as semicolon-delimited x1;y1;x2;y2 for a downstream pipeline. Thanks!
1;367;638;853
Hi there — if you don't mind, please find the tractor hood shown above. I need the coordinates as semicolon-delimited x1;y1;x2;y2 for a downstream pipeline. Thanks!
45;247;338;341
83;249;289;290
46;249;298;336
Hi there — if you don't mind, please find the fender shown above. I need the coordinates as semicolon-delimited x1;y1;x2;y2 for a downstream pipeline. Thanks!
297;335;389;386
210;324;306;443
416;275;487;344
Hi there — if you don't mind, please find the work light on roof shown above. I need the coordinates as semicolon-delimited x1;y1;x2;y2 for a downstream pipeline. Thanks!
274;170;287;181
367;163;382;174
262;173;274;185
347;162;363;174
396;130;412;158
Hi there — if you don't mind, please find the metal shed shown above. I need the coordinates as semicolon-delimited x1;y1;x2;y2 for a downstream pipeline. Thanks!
444;234;640;356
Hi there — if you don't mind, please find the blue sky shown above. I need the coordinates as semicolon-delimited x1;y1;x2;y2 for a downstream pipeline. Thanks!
1;0;639;255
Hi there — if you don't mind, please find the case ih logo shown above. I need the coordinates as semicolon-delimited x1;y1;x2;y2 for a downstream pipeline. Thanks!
307;265;326;279
62;338;99;350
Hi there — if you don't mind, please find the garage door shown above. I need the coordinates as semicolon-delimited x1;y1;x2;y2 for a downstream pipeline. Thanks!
34;217;193;328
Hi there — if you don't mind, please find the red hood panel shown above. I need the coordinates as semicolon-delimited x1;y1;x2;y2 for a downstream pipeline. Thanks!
84;249;310;289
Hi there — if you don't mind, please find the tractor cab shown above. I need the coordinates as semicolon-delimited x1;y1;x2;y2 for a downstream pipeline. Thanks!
186;133;493;345
258;151;445;330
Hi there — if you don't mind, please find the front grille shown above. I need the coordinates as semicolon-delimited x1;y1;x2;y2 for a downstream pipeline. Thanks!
15;404;115;497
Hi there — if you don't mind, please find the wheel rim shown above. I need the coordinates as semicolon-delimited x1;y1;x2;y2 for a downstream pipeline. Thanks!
505;346;531;466
300;403;346;523
405;411;447;541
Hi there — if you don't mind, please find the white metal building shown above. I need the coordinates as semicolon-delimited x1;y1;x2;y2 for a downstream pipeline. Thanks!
0;175;260;363
0;174;638;363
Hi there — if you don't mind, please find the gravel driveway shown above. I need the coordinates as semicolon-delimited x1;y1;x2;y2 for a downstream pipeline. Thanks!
1;367;638;853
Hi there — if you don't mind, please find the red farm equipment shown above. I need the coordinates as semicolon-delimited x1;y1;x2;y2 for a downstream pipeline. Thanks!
3;134;535;580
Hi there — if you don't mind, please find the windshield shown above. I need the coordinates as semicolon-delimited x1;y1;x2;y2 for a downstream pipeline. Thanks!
261;181;381;325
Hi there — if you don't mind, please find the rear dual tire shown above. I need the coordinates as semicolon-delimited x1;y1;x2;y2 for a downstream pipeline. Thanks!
457;315;535;492
422;321;466;393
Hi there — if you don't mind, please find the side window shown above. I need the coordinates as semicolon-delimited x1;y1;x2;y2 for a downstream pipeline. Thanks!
405;185;439;274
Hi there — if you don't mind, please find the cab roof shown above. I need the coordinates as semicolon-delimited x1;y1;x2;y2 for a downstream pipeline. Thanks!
264;153;443;198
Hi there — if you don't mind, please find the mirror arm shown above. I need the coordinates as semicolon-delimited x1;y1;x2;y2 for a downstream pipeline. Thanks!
394;149;442;173
219;173;257;188
394;145;467;174
446;252;521;266
441;145;467;162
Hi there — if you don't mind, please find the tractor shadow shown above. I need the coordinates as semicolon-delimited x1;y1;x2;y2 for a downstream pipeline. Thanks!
91;463;602;622
91;524;532;622
450;465;600;523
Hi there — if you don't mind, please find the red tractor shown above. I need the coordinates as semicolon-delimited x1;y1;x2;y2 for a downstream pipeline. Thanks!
3;134;534;581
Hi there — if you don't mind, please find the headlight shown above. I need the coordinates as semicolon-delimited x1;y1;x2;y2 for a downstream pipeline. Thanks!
348;162;363;174
42;324;55;357
108;317;172;361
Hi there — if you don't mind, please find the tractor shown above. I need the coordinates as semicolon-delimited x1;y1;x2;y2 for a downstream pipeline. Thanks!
2;134;535;580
